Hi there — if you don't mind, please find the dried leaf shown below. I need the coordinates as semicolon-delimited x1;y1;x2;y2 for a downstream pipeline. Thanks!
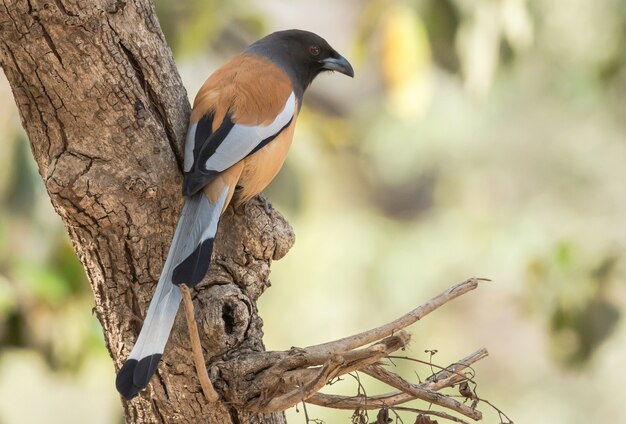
415;414;438;424
376;407;391;423
351;408;368;424
459;381;475;399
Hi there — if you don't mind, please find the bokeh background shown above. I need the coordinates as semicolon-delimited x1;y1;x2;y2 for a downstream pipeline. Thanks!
1;0;625;422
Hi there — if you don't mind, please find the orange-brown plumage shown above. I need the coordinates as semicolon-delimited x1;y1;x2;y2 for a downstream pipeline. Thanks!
191;54;293;127
192;53;297;211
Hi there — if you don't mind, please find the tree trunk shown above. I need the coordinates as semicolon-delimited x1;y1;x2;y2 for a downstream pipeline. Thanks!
0;1;293;422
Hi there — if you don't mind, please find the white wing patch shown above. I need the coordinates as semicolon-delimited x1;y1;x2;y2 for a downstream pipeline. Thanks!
204;92;296;172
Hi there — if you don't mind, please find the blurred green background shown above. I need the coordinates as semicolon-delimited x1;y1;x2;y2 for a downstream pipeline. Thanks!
1;0;625;422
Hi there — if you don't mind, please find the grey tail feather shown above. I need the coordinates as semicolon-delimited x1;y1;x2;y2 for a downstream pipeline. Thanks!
115;188;228;399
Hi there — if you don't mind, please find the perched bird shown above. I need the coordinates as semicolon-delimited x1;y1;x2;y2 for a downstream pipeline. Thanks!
115;29;354;399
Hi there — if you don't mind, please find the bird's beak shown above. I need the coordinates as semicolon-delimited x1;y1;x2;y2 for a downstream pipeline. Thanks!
321;55;354;78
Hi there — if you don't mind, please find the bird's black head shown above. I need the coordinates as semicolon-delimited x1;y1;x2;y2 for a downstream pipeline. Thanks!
246;29;354;98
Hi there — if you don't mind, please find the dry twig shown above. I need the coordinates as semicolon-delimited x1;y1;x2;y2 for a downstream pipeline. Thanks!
392;348;489;391
184;278;500;422
304;278;486;358
242;279;490;417
363;365;482;421
306;348;488;410
180;284;219;403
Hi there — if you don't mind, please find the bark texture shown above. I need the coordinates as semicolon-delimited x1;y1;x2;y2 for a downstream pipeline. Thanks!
0;1;293;422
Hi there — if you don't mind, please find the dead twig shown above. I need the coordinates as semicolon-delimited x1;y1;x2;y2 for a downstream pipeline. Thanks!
211;278;503;422
362;365;482;421
303;278;487;358
305;347;489;411
307;391;414;409
180;284;219;403
390;348;489;391
257;356;344;412
278;332;412;391
254;334;411;412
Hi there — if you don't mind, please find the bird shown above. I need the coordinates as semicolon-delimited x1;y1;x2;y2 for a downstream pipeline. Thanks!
115;29;354;400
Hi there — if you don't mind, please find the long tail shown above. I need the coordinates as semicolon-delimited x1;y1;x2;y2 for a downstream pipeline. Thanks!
115;187;228;399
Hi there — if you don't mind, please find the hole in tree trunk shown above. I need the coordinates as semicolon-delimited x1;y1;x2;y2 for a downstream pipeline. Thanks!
222;303;236;334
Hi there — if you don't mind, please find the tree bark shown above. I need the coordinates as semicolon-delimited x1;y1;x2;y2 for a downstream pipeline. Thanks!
0;1;293;422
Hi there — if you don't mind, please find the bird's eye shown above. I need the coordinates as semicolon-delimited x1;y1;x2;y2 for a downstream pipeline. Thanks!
309;45;321;56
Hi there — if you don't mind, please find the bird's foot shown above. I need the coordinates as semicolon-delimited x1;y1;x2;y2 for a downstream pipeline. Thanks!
257;193;273;214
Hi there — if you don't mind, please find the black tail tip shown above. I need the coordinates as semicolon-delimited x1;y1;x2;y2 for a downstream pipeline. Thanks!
172;238;214;288
116;354;163;400
116;359;141;400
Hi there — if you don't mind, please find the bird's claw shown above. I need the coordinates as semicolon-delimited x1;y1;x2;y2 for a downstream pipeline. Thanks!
257;193;273;214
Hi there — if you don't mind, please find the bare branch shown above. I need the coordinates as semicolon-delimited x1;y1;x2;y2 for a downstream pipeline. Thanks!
303;278;487;357
362;365;482;421
277;332;411;388
257;356;344;413
306;391;414;409
180;284;220;403
306;348;489;411
227;281;499;422
250;333;411;412
389;348;489;391
423;348;488;391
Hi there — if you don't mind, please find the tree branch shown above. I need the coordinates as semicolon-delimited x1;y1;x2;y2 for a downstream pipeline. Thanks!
305;348;489;410
303;278;487;358
362;365;482;421
180;284;219;403
207;279;498;423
